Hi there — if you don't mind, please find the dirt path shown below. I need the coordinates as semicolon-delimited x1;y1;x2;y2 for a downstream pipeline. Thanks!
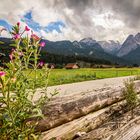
47;76;135;97
33;76;135;101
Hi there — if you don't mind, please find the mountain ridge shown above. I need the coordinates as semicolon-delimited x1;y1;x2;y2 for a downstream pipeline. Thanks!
117;33;140;57
1;33;140;65
41;38;128;65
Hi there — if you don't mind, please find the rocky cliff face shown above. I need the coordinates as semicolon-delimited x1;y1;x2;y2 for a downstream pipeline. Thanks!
98;40;121;55
117;33;140;57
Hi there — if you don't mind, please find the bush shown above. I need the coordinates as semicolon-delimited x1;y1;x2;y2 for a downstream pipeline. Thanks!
123;79;138;118
0;23;49;139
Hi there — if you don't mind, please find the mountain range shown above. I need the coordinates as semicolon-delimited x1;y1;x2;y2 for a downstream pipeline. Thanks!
41;33;140;65
41;38;127;65
0;33;140;65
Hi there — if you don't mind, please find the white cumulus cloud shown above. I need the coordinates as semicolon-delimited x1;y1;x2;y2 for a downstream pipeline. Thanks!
0;0;140;43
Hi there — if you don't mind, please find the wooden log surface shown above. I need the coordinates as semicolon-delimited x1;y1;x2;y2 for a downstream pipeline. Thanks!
41;101;126;140
36;81;140;132
106;116;140;140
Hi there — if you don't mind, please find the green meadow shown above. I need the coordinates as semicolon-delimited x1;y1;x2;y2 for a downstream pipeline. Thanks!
38;68;140;86
26;68;140;87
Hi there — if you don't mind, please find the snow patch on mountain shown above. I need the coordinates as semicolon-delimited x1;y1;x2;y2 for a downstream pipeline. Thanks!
80;37;96;45
98;40;121;55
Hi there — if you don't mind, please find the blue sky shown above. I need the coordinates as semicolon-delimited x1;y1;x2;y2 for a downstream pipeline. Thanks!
0;19;12;31
0;11;65;35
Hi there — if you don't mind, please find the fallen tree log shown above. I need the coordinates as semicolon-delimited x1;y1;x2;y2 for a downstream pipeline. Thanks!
106;116;140;140
36;81;140;132
41;101;126;140
74;105;140;140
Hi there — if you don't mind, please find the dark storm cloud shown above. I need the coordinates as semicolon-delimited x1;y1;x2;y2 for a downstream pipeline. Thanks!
56;0;140;28
36;0;140;41
64;0;93;12
106;0;140;27
53;0;96;37
1;0;140;41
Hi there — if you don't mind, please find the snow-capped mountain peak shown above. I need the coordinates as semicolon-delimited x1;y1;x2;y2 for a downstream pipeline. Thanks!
80;37;96;45
98;40;121;54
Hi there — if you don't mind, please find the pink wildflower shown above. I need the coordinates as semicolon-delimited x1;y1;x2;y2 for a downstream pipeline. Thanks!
12;48;15;51
9;53;13;60
25;26;30;31
13;34;20;40
0;71;6;77
38;61;44;67
17;22;20;27
18;51;23;56
39;41;45;47
9;49;15;60
31;34;40;41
